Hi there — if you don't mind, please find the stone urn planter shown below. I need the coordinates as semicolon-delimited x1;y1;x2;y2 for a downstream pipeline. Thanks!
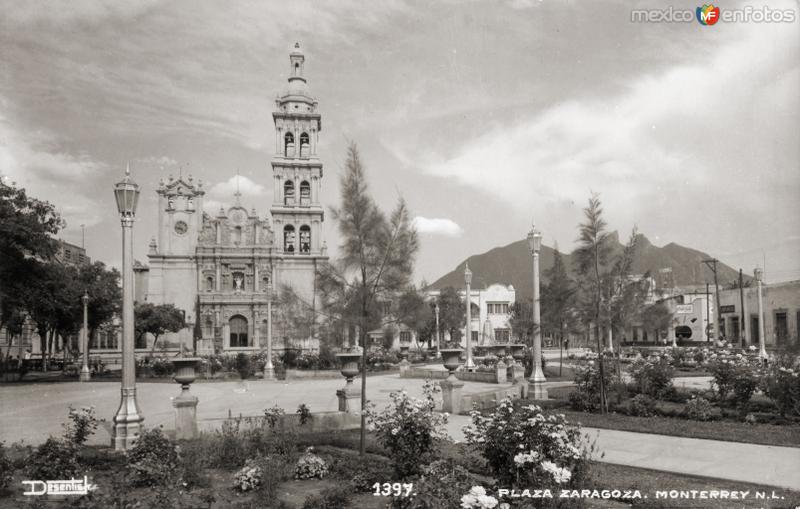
171;357;201;391
440;348;463;380
399;345;410;360
490;343;508;357
336;351;362;386
170;357;201;439
509;344;526;362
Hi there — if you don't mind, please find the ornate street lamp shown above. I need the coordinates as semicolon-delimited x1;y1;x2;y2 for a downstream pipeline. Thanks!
755;268;767;361
464;263;475;370
112;164;144;450
264;281;275;379
434;302;441;358
527;225;547;399
79;292;91;382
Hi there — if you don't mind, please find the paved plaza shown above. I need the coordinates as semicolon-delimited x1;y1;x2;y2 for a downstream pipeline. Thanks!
1;372;798;491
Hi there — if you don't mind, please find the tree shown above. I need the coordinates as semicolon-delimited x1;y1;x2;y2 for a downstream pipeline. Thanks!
542;246;575;375
274;285;316;349
134;303;186;356
641;303;672;343
396;286;431;349
509;300;534;344
76;262;121;342
0;181;62;332
317;143;418;455
573;193;613;413
436;286;466;346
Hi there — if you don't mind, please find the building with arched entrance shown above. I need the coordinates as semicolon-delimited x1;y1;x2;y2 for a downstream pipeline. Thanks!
141;44;328;355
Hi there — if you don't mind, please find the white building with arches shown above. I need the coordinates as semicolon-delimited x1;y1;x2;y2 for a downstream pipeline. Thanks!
143;44;328;355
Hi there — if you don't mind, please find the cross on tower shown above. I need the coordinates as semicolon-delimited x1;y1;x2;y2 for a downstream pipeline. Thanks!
234;169;242;203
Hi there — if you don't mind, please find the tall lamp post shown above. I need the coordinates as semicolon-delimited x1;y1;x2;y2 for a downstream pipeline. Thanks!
755;268;767;361
527;225;547;399
434;302;441;358
264;282;275;379
112;165;144;450
79;292;91;382
464;263;475;370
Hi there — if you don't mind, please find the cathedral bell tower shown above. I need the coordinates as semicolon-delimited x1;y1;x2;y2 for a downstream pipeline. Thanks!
270;43;324;257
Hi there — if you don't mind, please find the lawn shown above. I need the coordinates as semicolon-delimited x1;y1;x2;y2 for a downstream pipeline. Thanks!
536;388;800;448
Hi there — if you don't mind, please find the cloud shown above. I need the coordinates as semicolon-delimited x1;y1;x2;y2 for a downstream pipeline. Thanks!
207;175;266;198
0;108;106;227
413;216;464;237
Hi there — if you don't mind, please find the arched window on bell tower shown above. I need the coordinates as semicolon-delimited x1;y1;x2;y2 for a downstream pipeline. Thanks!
299;181;310;205
283;225;296;254
284;180;295;205
299;132;310;158
299;225;311;253
284;132;295;157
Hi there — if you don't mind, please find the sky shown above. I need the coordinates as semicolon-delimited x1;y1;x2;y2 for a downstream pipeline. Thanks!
1;0;798;284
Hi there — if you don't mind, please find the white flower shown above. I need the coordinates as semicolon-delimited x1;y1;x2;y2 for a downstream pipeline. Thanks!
461;486;498;509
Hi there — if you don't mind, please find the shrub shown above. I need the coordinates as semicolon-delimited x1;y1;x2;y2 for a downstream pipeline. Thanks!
463;398;589;489
294;447;328;479
731;366;759;409
765;363;800;417
233;458;263;492
628;356;674;398
390;459;478;509
150;357;174;377
570;362;612;412
255;455;294;500
628;394;657;417
297;404;312;425
460;486;500;509
685;396;714;421
235;353;251;379
301;484;352;509
63;406;98;447
264;405;285;429
0;442;13;491
365;380;448;478
318;343;338;369
281;349;300;368
25;437;79;481
126;427;179;487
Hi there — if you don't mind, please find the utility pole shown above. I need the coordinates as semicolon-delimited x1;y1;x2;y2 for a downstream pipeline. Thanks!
702;259;721;344
706;283;710;342
739;268;746;349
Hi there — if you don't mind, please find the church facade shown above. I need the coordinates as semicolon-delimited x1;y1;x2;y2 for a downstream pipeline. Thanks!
143;44;328;355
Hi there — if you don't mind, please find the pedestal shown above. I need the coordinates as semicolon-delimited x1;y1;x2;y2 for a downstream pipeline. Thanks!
530;380;548;400
398;359;411;377
509;362;525;382
440;377;465;414
495;360;507;384
513;377;530;399
336;384;361;413
262;366;275;380
79;365;91;382
173;391;199;440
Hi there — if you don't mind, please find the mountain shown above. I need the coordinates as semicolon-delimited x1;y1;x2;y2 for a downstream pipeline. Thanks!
428;232;745;302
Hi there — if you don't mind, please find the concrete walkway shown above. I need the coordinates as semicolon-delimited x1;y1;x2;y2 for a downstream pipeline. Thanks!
2;373;797;491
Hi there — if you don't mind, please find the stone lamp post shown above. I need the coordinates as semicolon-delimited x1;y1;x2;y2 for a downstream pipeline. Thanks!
755;268;767;361
263;282;275;380
464;263;475;371
527;225;547;400
79;292;91;382
112;164;144;450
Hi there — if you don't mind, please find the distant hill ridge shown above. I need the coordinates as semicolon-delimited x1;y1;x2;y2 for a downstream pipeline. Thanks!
429;232;745;301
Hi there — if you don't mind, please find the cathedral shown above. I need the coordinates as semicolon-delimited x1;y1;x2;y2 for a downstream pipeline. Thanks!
143;44;328;355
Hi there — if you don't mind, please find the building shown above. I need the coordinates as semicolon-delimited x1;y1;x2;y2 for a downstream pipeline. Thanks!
658;291;714;343
426;284;516;347
140;44;328;355
55;240;91;266
718;279;799;348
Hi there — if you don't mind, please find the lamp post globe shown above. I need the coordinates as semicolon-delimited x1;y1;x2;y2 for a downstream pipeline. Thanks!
464;263;475;370
111;164;144;450
79;292;91;382
527;225;547;399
